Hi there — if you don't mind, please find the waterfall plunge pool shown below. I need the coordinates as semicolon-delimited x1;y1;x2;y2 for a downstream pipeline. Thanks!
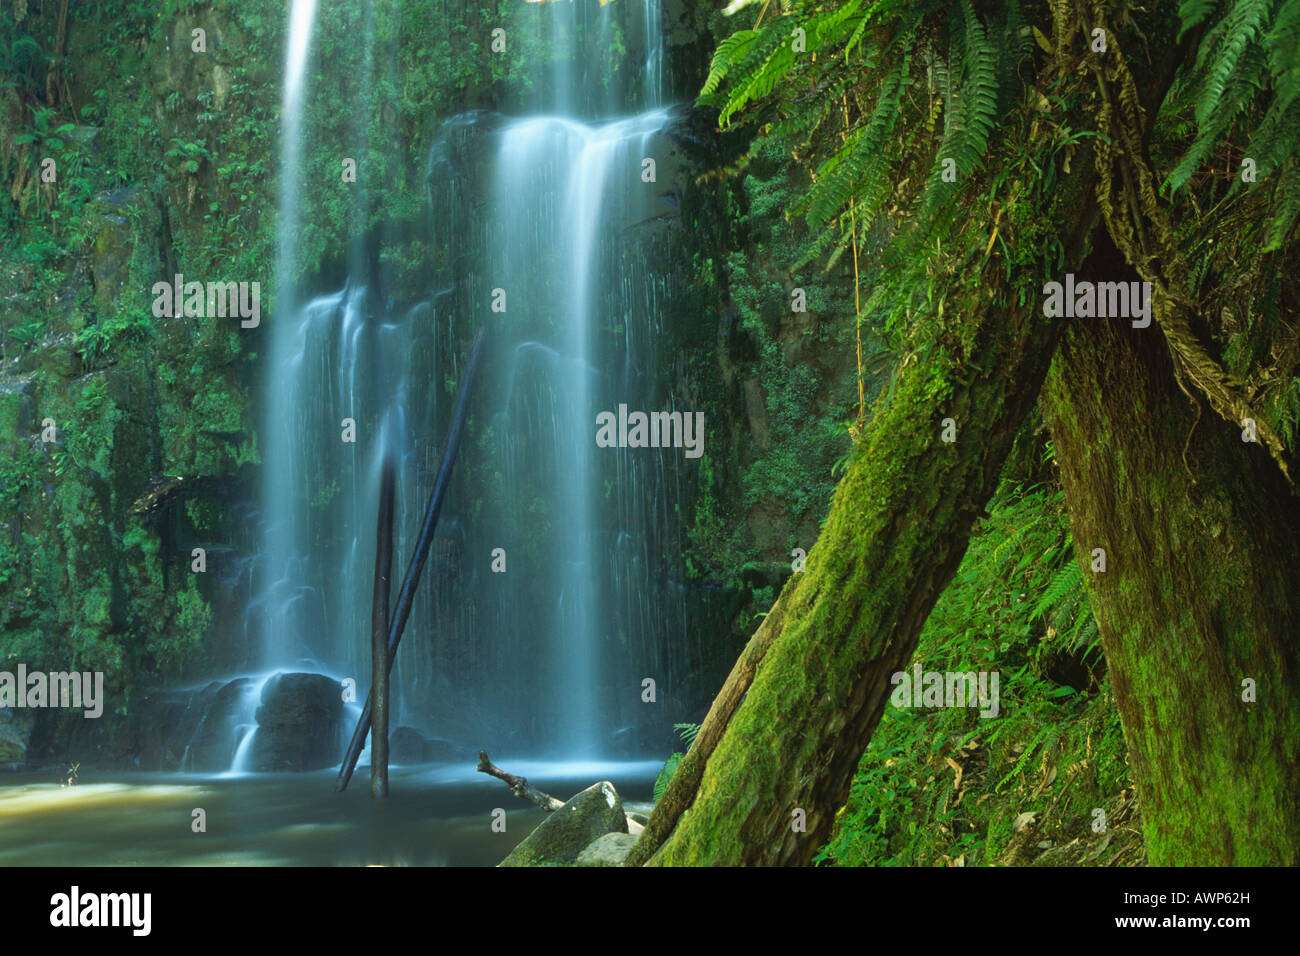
0;760;661;866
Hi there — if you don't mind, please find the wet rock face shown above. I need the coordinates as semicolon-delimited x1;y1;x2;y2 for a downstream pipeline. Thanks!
388;726;474;764
129;677;252;772
389;726;427;764
88;187;158;317
250;673;345;772
0;708;35;765
180;677;253;771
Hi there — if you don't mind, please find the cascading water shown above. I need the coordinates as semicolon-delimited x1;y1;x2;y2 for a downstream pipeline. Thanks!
257;0;322;673
485;109;674;755
241;0;691;769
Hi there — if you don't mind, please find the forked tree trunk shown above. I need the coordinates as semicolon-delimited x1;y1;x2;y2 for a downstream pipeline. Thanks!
640;9;1195;865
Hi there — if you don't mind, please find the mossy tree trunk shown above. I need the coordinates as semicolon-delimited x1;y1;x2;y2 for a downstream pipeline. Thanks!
646;181;1102;866
642;7;1200;867
1042;239;1300;865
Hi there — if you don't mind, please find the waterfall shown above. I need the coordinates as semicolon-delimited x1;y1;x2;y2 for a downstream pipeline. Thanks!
256;0;321;672
244;0;685;769
485;109;673;755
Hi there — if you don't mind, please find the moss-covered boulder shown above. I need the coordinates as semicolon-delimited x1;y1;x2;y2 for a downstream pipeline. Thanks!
499;781;628;867
575;832;640;867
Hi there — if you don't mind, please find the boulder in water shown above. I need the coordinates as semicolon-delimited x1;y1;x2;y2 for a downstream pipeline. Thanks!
389;726;427;764
250;673;344;771
499;780;628;867
386;726;472;764
423;736;472;762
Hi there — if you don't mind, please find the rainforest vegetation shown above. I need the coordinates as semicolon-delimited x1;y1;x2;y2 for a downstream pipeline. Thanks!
1;0;1297;868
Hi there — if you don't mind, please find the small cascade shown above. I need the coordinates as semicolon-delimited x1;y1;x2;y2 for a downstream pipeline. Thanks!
224;674;272;776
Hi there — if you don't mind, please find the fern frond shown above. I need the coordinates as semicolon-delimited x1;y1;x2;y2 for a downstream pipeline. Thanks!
1031;560;1081;622
701;29;761;99
920;2;1016;215
1264;159;1300;250
1167;0;1296;194
1178;0;1225;37
674;722;701;747
1194;0;1271;127
803;55;910;227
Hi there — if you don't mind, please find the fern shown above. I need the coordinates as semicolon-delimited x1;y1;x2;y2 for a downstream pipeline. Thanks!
803;55;910;227
921;3;1011;215
1031;560;1081;623
1193;0;1271;126
1167;0;1300;249
673;722;701;748
653;753;682;801
1179;0;1225;37
1266;158;1300;250
701;30;762;100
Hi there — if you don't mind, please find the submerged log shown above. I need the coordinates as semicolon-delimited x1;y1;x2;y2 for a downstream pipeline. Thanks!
476;750;564;812
336;326;487;793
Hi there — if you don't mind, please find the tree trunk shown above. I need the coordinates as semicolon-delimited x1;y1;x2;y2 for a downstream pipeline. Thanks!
370;455;396;800
647;179;1102;865
1041;239;1300;864
644;8;1196;865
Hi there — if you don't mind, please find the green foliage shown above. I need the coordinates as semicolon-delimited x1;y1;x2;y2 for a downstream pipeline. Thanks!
817;475;1127;866
153;581;213;679
1167;0;1300;249
700;0;1032;262
654;754;682;802
164;137;211;175
680;131;859;590
73;312;154;366
806;52;911;228
653;723;701;801
673;722;701;748
922;1;1031;215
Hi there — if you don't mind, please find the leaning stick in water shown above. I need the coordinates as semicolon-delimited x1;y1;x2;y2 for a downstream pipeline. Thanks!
336;326;487;793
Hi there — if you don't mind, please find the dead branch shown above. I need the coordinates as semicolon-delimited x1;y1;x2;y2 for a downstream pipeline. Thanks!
476;750;564;811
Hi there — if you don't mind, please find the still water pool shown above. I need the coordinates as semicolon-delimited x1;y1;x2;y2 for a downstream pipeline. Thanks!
0;760;661;866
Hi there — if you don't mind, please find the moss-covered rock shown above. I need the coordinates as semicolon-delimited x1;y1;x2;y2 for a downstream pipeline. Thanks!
499;781;628;867
575;831;640;867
